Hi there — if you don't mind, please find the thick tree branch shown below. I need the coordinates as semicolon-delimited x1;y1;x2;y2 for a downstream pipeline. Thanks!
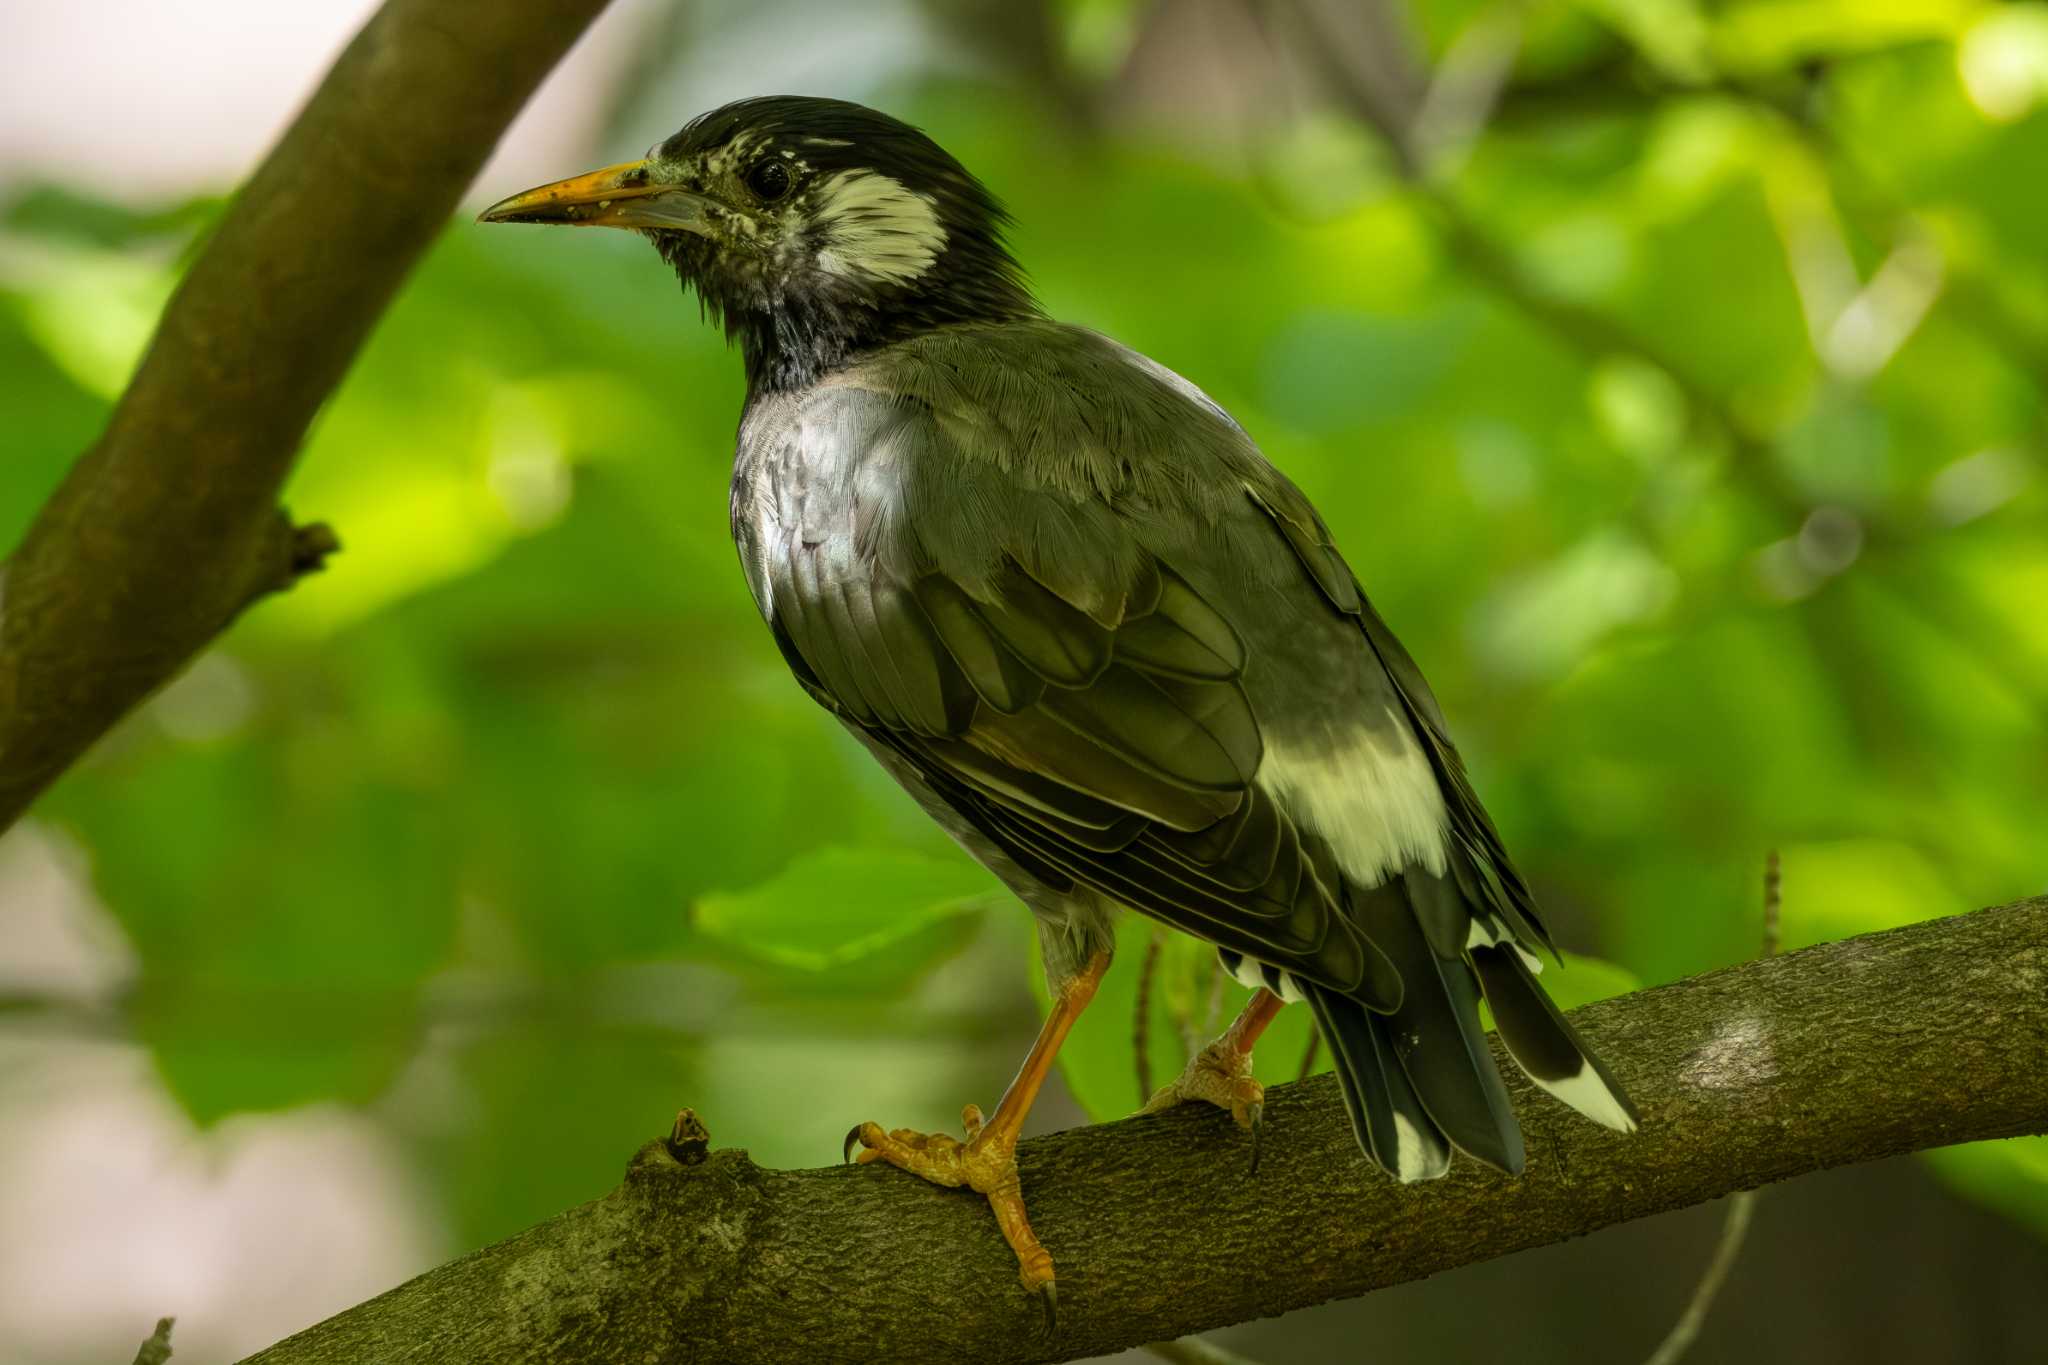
0;0;613;831
243;898;2048;1365
1642;850;1781;1365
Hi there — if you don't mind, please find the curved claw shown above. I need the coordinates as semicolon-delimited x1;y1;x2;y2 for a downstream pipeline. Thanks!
1038;1280;1058;1336
1246;1099;1264;1176
843;1124;865;1166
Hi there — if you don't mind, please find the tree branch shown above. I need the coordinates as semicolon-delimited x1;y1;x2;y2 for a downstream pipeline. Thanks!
0;0;614;831
1642;850;1781;1365
132;1317;176;1365
242;898;2048;1365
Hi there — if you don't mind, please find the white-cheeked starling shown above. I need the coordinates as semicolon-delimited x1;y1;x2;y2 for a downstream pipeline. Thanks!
481;96;1639;1326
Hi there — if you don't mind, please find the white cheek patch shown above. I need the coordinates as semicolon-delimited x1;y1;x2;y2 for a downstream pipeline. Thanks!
810;169;948;286
1256;713;1449;888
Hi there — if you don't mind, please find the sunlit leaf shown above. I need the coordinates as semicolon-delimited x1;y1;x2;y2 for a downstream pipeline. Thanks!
695;846;1000;971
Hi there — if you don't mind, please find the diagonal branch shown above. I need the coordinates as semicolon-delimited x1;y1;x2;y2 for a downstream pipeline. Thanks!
0;0;614;832
242;897;2048;1365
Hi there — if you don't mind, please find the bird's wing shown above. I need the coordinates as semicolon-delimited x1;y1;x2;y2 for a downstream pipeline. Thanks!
1245;428;1638;1166
731;325;1404;1008
1247;483;1555;956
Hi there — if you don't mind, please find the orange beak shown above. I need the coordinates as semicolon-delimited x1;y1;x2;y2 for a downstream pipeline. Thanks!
477;159;716;231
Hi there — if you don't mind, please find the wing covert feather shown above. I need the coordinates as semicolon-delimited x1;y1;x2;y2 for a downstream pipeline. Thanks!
1244;481;1556;957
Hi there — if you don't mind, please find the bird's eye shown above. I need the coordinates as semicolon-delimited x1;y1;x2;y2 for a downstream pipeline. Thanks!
746;159;792;202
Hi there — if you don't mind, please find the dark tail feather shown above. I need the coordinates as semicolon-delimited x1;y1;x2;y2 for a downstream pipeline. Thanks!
1471;943;1640;1133
1314;872;1526;1177
1305;985;1451;1182
1365;877;1525;1173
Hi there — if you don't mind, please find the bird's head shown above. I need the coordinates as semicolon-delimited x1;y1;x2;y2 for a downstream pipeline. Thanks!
480;96;1036;391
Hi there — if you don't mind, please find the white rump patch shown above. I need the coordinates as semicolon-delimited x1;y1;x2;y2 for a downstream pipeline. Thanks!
1257;713;1448;888
812;169;947;285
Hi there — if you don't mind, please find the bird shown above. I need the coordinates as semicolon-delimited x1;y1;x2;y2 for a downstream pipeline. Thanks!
480;95;1638;1325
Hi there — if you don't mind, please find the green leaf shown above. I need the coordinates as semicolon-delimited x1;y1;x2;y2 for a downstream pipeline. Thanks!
54;732;458;1123
2;183;220;248
136;980;419;1124
695;846;1000;971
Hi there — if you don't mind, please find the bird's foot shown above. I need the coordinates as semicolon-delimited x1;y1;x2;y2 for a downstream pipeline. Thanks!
845;1103;1059;1330
1139;1038;1266;1169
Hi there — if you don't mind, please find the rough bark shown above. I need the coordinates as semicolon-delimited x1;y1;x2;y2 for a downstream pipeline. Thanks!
243;897;2048;1365
0;0;614;831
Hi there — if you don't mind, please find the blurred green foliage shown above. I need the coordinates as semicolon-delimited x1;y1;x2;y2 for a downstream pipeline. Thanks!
4;0;2046;1258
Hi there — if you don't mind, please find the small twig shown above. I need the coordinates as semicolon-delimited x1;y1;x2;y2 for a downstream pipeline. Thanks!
1145;1334;1266;1365
1295;1015;1321;1082
666;1109;711;1165
1408;6;1524;179
246;515;342;610
290;521;342;577
1173;953;1205;1062
1641;1195;1760;1365
1201;949;1228;1036
1641;851;1782;1365
1135;926;1167;1104
1761;848;1782;958
132;1317;175;1365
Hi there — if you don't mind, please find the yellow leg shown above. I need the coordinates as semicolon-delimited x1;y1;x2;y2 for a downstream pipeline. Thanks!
845;951;1111;1326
